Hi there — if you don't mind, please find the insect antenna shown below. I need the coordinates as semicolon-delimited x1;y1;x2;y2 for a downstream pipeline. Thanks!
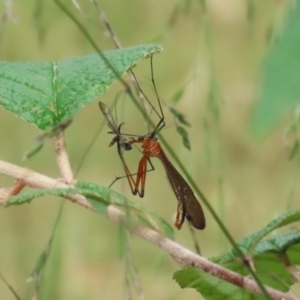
130;55;166;139
149;54;165;138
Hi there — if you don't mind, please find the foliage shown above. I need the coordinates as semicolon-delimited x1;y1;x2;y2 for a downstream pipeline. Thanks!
0;45;162;130
250;1;300;136
5;181;174;239
174;210;300;298
1;1;300;300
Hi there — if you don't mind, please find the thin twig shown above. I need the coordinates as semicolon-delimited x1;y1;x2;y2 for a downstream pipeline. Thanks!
92;0;150;114
92;1;122;49
52;132;74;183
0;179;26;204
0;160;297;300
0;272;22;300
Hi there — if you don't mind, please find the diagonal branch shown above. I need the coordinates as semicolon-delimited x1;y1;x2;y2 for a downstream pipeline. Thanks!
52;132;74;183
0;159;297;300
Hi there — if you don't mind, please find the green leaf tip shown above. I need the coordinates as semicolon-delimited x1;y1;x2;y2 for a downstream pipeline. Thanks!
0;44;163;130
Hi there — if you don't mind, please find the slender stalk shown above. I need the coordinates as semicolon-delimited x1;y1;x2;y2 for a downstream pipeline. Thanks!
52;132;74;183
0;160;297;300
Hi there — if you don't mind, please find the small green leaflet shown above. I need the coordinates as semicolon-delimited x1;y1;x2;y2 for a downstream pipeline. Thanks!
176;126;191;150
4;181;174;239
23;119;73;160
170;87;185;106
167;87;192;150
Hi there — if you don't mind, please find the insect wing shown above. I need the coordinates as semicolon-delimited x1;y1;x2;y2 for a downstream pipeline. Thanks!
160;153;206;230
99;101;133;152
99;101;119;134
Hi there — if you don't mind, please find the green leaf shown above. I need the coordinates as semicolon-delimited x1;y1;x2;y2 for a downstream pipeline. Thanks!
0;44;162;130
3;186;90;206
174;210;300;297
23;142;44;160
76;182;174;238
176;125;191;150
174;229;300;298
173;267;265;300
254;230;300;257
166;89;192;151
235;209;300;253
24;119;73;160
250;3;300;135
4;181;174;239
284;106;300;160
169;106;191;127
289;141;299;159
211;231;299;291
169;87;185;105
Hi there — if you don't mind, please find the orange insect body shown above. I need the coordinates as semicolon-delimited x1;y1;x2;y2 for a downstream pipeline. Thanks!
132;137;206;230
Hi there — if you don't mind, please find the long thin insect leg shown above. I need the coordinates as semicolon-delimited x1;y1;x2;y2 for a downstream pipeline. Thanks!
108;140;140;195
141;158;154;196
133;156;147;197
121;158;142;197
188;224;201;255
130;72;162;133
133;157;154;197
109;157;155;198
175;200;185;230
149;55;165;136
138;158;154;197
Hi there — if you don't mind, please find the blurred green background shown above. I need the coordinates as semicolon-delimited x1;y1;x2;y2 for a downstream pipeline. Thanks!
0;0;299;299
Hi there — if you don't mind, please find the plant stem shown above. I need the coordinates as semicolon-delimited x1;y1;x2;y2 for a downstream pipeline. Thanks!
52;132;74;183
0;159;297;300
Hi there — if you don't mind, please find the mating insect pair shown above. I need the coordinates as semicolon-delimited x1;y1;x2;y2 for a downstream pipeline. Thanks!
99;56;205;230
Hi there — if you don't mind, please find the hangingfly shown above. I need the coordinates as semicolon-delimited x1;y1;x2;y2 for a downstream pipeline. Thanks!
99;55;205;230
